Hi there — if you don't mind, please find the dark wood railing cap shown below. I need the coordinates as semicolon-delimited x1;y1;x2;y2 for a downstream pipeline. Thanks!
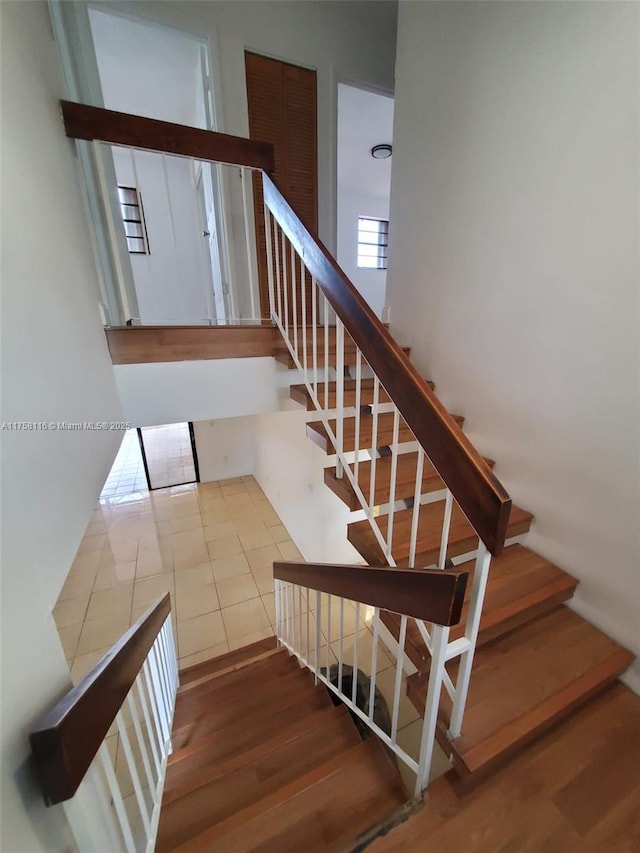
274;561;468;627
29;594;171;805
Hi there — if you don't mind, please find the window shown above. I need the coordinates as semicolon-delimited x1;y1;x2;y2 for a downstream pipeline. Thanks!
118;186;149;254
357;216;388;270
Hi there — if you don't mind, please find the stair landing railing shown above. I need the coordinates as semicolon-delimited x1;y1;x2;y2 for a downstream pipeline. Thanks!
29;595;178;853
274;560;468;795
58;102;512;789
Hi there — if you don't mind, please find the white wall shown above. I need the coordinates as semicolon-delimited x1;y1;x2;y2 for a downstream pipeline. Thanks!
90;9;215;322
101;0;398;252
1;2;124;848
388;2;640;689
193;418;254;482
252;410;362;564
112;148;213;322
114;357;297;427
337;84;394;318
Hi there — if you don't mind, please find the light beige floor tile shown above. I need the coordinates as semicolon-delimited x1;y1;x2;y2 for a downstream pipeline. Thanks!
268;524;291;544
92;564;135;592
224;492;254;508
203;520;236;542
169;528;206;551
53;594;90;628
176;584;220;622
179;641;229;670
396;719;451;785
58;570;96;601
332;628;395;676
70;646;112;684
169;495;200;518
86;519;108;537
198;497;228;516
373;668;420;730
58;621;83;661
173;542;210;571
132;575;174;610
262;592;276;625
71;552;102;573
174;563;215;596
216;574;260;609
86;585;134;621
196;481;222;495
227;626;274;652
106;541;139;564
251;567;275;595
177;611;226;658
230;515;269;535
77;533;108;554
277;540;302;561
221;598;270;641
211;552;251;583
76;613;130;656
207;534;243;561
238;527;274;552
245;543;281;573
170;513;203;534
220;482;247;497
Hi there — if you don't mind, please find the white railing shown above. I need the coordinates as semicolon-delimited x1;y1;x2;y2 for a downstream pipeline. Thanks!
264;199;499;792
31;604;179;853
64;614;178;853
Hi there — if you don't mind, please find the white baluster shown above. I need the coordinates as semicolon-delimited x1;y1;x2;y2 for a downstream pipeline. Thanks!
390;615;408;742
335;319;345;478
240;167;258;320
274;223;283;325
315;591;322;683
281;231;289;341
369;377;380;510
353;351;362;484
448;542;492;737
312;278;318;398
408;448;426;568
290;243;298;359
134;676;161;781
98;741;137;853
116;706;152;837
338;598;344;694
301;265;308;375
326;594;332;678
415;623;450;796
368;608;381;722
264;206;276;320
352;603;360;706
438;490;454;571
385;407;401;559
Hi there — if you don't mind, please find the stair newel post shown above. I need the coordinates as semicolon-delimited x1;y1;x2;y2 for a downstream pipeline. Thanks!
415;622;450;797
334;318;345;479
448;543;492;738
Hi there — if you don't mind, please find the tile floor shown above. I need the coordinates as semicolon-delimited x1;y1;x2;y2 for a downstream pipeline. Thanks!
54;473;449;794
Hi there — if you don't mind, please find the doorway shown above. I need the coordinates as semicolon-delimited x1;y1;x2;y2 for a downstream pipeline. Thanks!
245;51;318;318
137;423;200;491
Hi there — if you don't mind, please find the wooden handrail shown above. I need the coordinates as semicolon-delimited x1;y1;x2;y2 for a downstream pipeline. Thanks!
263;173;511;556
274;562;468;626
60;101;275;173
29;594;171;805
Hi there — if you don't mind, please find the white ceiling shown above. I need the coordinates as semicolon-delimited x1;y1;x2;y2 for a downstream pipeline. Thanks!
337;83;394;199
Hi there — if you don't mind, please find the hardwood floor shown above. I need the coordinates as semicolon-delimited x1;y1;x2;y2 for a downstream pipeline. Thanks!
367;682;640;852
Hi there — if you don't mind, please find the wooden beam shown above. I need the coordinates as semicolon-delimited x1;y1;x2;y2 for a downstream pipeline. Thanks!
273;562;469;626
105;325;281;364
60;101;275;173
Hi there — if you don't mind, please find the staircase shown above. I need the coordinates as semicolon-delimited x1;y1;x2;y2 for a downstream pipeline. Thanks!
284;355;634;788
156;638;406;851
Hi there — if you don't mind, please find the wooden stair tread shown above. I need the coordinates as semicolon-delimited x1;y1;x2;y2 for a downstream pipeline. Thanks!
165;684;334;797
324;453;496;510
173;652;299;727
290;378;434;411
179;636;277;684
157;705;361;851
383;544;578;671
348;501;533;567
172;668;317;750
307;410;464;455
407;606;634;777
368;684;640;850
174;738;406;852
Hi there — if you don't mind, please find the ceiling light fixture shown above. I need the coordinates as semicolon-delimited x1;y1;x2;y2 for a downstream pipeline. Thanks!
371;144;392;160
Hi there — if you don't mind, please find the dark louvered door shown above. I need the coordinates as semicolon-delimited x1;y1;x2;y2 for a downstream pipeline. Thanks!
245;52;317;319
